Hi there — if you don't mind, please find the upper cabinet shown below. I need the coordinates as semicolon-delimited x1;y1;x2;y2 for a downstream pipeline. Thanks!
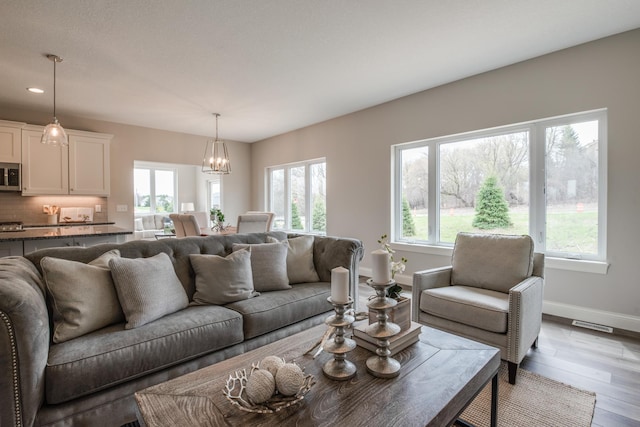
0;120;26;163
68;131;111;195
21;125;112;196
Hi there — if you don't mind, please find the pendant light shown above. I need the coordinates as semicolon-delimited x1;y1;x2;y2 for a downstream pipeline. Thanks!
202;113;231;174
41;54;68;146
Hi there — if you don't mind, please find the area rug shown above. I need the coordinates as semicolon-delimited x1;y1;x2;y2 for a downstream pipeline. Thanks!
459;362;596;427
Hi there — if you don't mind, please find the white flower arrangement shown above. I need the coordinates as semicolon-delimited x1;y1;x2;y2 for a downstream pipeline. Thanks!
377;234;407;299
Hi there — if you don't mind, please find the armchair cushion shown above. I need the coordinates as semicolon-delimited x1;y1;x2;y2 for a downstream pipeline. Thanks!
421;286;509;334
451;233;534;293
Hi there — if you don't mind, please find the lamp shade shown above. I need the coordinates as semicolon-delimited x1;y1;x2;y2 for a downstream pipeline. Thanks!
181;202;195;212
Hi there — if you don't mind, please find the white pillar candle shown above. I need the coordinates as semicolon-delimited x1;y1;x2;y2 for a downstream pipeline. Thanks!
331;266;350;304
371;249;391;284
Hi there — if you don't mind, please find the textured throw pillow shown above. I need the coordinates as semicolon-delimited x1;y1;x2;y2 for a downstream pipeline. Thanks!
232;241;291;291
189;250;259;305
286;235;320;284
134;217;144;231
109;253;189;329
41;250;124;343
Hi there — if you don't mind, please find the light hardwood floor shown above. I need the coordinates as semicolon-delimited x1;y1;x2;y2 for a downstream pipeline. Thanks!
357;282;640;426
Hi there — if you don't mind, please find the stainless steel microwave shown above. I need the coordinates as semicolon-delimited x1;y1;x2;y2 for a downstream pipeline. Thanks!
0;163;21;191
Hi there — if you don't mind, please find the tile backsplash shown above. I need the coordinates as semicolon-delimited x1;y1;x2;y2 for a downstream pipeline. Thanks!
0;193;108;225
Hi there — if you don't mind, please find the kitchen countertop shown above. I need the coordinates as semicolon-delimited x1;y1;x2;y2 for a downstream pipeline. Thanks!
24;222;116;228
0;225;132;242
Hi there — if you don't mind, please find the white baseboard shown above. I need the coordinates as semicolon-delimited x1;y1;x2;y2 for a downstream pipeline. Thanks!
543;301;640;333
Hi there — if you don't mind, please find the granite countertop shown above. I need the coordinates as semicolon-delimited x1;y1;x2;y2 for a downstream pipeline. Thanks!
24;221;116;228
0;225;132;242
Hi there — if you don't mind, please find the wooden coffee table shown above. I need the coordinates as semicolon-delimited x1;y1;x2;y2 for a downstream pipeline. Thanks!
135;323;499;426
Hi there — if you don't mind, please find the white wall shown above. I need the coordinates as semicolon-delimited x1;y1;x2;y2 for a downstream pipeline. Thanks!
250;29;640;332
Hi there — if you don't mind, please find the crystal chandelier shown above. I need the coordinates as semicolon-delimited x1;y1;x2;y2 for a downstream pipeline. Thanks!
41;54;68;146
202;113;231;174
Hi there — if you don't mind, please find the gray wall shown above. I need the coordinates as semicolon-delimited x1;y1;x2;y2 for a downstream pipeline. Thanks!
250;29;640;332
0;107;252;230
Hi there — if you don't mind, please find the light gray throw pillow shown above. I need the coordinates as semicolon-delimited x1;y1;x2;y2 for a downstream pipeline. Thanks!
189;250;259;305
232;241;291;291
285;235;320;284
41;249;124;343
109;252;189;329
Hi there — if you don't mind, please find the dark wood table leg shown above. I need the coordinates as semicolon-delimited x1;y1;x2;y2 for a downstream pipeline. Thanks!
454;371;498;427
490;372;498;427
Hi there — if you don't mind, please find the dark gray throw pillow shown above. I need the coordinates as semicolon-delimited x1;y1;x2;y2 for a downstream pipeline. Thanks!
232;241;290;291
189;249;259;305
109;252;189;329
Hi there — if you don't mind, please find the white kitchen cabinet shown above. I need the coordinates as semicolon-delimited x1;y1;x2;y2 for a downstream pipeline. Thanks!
21;127;69;195
21;125;112;196
0;120;25;163
68;131;111;195
0;241;23;257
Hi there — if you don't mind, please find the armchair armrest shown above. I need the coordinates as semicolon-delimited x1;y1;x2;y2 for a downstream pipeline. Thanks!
411;266;452;322
0;257;50;427
507;275;544;364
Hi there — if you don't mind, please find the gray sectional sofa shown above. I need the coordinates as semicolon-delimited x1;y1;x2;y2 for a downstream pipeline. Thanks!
0;232;363;427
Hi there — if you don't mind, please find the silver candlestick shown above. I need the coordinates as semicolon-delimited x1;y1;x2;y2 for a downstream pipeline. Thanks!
364;279;401;378
322;297;357;381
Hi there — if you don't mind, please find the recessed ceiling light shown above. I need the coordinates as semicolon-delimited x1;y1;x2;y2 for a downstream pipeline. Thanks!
27;87;44;94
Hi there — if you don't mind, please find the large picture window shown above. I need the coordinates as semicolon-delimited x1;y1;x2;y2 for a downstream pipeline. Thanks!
267;159;326;233
393;109;606;261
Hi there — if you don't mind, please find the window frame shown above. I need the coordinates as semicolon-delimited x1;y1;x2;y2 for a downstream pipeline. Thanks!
392;109;607;265
133;161;178;215
266;158;326;234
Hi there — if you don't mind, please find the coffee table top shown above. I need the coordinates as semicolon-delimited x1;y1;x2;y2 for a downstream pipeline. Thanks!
135;323;499;427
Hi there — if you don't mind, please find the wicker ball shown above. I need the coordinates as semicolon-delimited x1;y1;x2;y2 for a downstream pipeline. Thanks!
275;363;304;396
260;356;285;378
246;369;275;404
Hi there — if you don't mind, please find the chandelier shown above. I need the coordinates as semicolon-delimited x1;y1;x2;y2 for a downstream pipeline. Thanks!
202;113;231;174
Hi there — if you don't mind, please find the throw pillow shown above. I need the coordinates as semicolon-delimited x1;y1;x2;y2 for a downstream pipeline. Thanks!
232;241;291;291
109;252;189;329
285;235;320;284
189;250;259;305
41;249;124;343
134;217;144;231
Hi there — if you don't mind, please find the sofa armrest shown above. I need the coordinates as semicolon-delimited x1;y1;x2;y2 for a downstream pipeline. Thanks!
507;275;544;364
299;235;364;309
411;266;452;322
0;257;50;427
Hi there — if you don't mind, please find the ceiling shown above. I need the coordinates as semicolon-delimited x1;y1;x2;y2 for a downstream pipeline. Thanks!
1;1;639;143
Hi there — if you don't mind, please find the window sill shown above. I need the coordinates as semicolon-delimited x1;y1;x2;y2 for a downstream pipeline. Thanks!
390;242;609;275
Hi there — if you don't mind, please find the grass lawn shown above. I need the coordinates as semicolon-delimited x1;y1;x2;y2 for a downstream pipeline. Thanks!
409;209;597;253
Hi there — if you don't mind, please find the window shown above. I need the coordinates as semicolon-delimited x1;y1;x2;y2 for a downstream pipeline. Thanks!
207;177;221;211
267;159;326;233
393;109;606;261
134;164;177;214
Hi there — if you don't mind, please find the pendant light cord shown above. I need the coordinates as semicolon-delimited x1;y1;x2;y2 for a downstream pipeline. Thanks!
53;58;57;118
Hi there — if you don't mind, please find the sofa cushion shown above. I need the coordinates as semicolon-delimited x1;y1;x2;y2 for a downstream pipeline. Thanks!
451;233;534;293
420;285;509;334
41;250;124;343
285;235;320;284
45;305;243;404
232;241;290;291
189;250;259;305
225;282;331;339
109;253;189;329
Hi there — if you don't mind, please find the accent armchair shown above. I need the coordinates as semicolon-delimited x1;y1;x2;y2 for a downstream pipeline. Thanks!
411;232;544;384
